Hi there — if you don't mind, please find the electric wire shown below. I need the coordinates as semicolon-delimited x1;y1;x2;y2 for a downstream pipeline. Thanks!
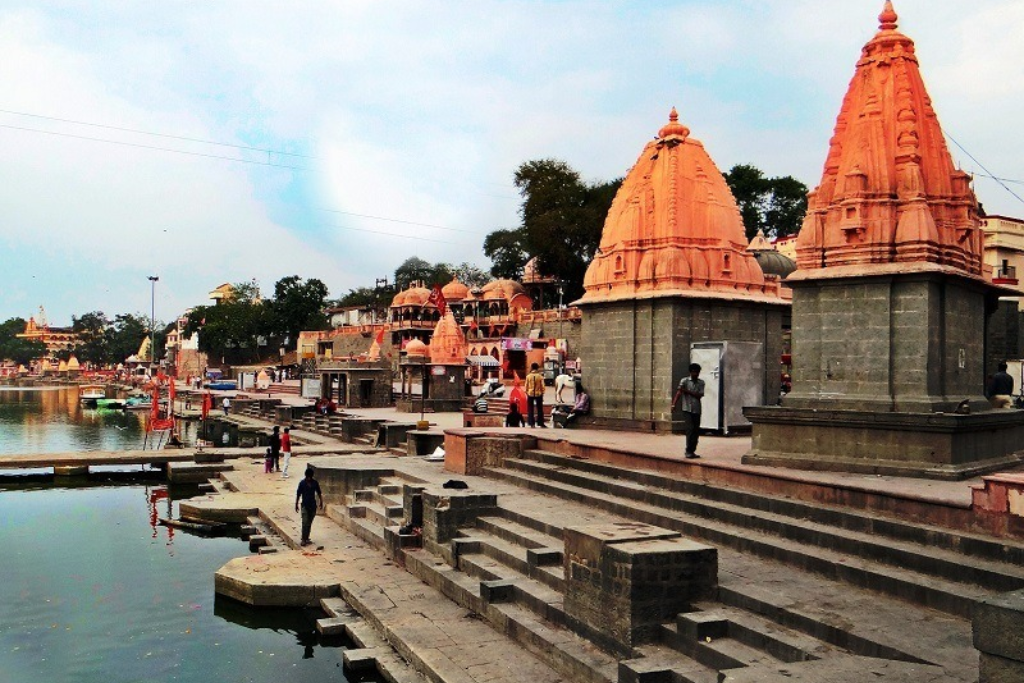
0;107;313;158
0;123;309;170
945;130;1024;207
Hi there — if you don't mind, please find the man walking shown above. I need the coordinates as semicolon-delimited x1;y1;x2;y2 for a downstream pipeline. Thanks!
671;363;705;459
295;466;324;547
222;396;230;416
525;363;547;428
280;427;292;478
269;426;282;472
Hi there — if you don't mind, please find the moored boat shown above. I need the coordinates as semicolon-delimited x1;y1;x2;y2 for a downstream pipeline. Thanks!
79;384;105;405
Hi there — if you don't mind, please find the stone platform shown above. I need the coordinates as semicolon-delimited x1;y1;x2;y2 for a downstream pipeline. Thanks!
744;406;1024;480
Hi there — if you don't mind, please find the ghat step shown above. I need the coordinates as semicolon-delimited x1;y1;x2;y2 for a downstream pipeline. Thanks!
486;452;1024;616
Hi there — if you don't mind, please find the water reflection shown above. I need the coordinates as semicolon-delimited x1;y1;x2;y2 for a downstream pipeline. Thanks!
0;481;374;683
0;386;200;455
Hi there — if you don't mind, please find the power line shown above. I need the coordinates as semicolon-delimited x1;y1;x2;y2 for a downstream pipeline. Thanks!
0;123;309;170
971;172;1024;187
0;107;314;158
944;129;1024;207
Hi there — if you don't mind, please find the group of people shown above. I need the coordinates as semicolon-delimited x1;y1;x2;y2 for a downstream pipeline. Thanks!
313;398;338;415
265;425;293;477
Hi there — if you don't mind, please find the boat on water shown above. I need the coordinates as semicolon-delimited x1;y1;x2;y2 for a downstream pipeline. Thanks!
124;395;153;411
206;381;237;391
79;384;106;405
95;398;126;410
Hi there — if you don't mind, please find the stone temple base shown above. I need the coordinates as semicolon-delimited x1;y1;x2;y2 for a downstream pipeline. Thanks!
743;406;1024;480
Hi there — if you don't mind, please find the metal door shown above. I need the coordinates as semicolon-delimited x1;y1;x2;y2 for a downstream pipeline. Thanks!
690;345;722;431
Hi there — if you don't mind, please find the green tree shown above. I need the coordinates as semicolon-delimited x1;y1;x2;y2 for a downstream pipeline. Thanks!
484;159;621;300
450;262;491;288
269;275;330;345
108;313;153;364
0;318;46;366
393;257;454;290
482;228;529;280
71;311;110;365
724;164;809;240
183;283;269;363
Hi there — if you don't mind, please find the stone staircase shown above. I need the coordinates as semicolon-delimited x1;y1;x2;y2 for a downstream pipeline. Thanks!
485;449;1024;619
325;455;984;682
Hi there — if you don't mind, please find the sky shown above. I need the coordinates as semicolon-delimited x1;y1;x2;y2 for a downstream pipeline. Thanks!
0;0;1021;327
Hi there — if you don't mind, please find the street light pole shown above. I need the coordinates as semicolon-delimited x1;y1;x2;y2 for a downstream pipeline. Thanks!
148;276;159;369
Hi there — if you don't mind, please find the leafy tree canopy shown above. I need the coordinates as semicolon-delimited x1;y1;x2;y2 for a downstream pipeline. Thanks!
269;275;329;345
484;159;621;300
0;318;47;366
724;164;809;240
394;257;453;291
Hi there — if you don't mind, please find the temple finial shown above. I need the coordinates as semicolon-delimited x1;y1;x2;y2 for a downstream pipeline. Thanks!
658;107;689;139
879;1;898;31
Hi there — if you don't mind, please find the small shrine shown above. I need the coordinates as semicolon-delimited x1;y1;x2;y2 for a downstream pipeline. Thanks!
744;2;1024;479
575;108;788;432
397;312;470;413
316;330;393;409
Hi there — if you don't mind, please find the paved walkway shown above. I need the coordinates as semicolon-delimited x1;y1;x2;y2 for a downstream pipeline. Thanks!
334;405;987;508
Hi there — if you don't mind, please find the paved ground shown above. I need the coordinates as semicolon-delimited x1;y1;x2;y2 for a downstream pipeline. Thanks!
330;404;984;508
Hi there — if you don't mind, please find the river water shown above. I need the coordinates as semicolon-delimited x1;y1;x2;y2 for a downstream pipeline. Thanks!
0;387;365;683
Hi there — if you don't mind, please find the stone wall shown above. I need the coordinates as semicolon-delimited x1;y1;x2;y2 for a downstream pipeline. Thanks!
785;272;991;412
986;300;1022;379
579;298;784;431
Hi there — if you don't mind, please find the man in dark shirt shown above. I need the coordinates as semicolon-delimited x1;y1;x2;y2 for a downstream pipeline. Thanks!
988;362;1015;409
295;466;324;546
269;426;282;472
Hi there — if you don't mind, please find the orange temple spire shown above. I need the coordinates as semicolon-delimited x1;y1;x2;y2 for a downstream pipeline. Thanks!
793;0;984;279
578;108;780;305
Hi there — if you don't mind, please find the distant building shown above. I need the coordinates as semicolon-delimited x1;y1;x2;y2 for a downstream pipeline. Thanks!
981;215;1024;293
16;309;78;360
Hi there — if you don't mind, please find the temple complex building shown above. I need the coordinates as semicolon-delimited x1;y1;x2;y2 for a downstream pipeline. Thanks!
16;309;78;364
575;108;788;432
745;3;1024;479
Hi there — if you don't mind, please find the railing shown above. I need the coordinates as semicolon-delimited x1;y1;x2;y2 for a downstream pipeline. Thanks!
995;264;1017;280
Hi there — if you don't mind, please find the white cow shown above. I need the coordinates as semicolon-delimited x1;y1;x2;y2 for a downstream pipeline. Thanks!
554;374;576;403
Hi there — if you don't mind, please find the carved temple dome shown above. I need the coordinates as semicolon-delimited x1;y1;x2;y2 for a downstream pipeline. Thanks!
577;108;781;305
480;279;533;310
441;277;470;302
794;1;984;280
405;338;428;358
747;230;797;279
391;285;431;308
429;312;468;364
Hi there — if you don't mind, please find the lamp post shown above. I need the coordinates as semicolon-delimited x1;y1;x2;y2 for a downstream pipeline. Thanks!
148;276;159;369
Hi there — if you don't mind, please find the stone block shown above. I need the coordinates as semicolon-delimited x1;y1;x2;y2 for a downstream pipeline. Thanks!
563;522;718;651
677;610;729;640
974;588;1024;662
980;652;1024;683
527;547;562;567
480;579;515;604
316;616;350;636
343;647;382;671
421;490;498;546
